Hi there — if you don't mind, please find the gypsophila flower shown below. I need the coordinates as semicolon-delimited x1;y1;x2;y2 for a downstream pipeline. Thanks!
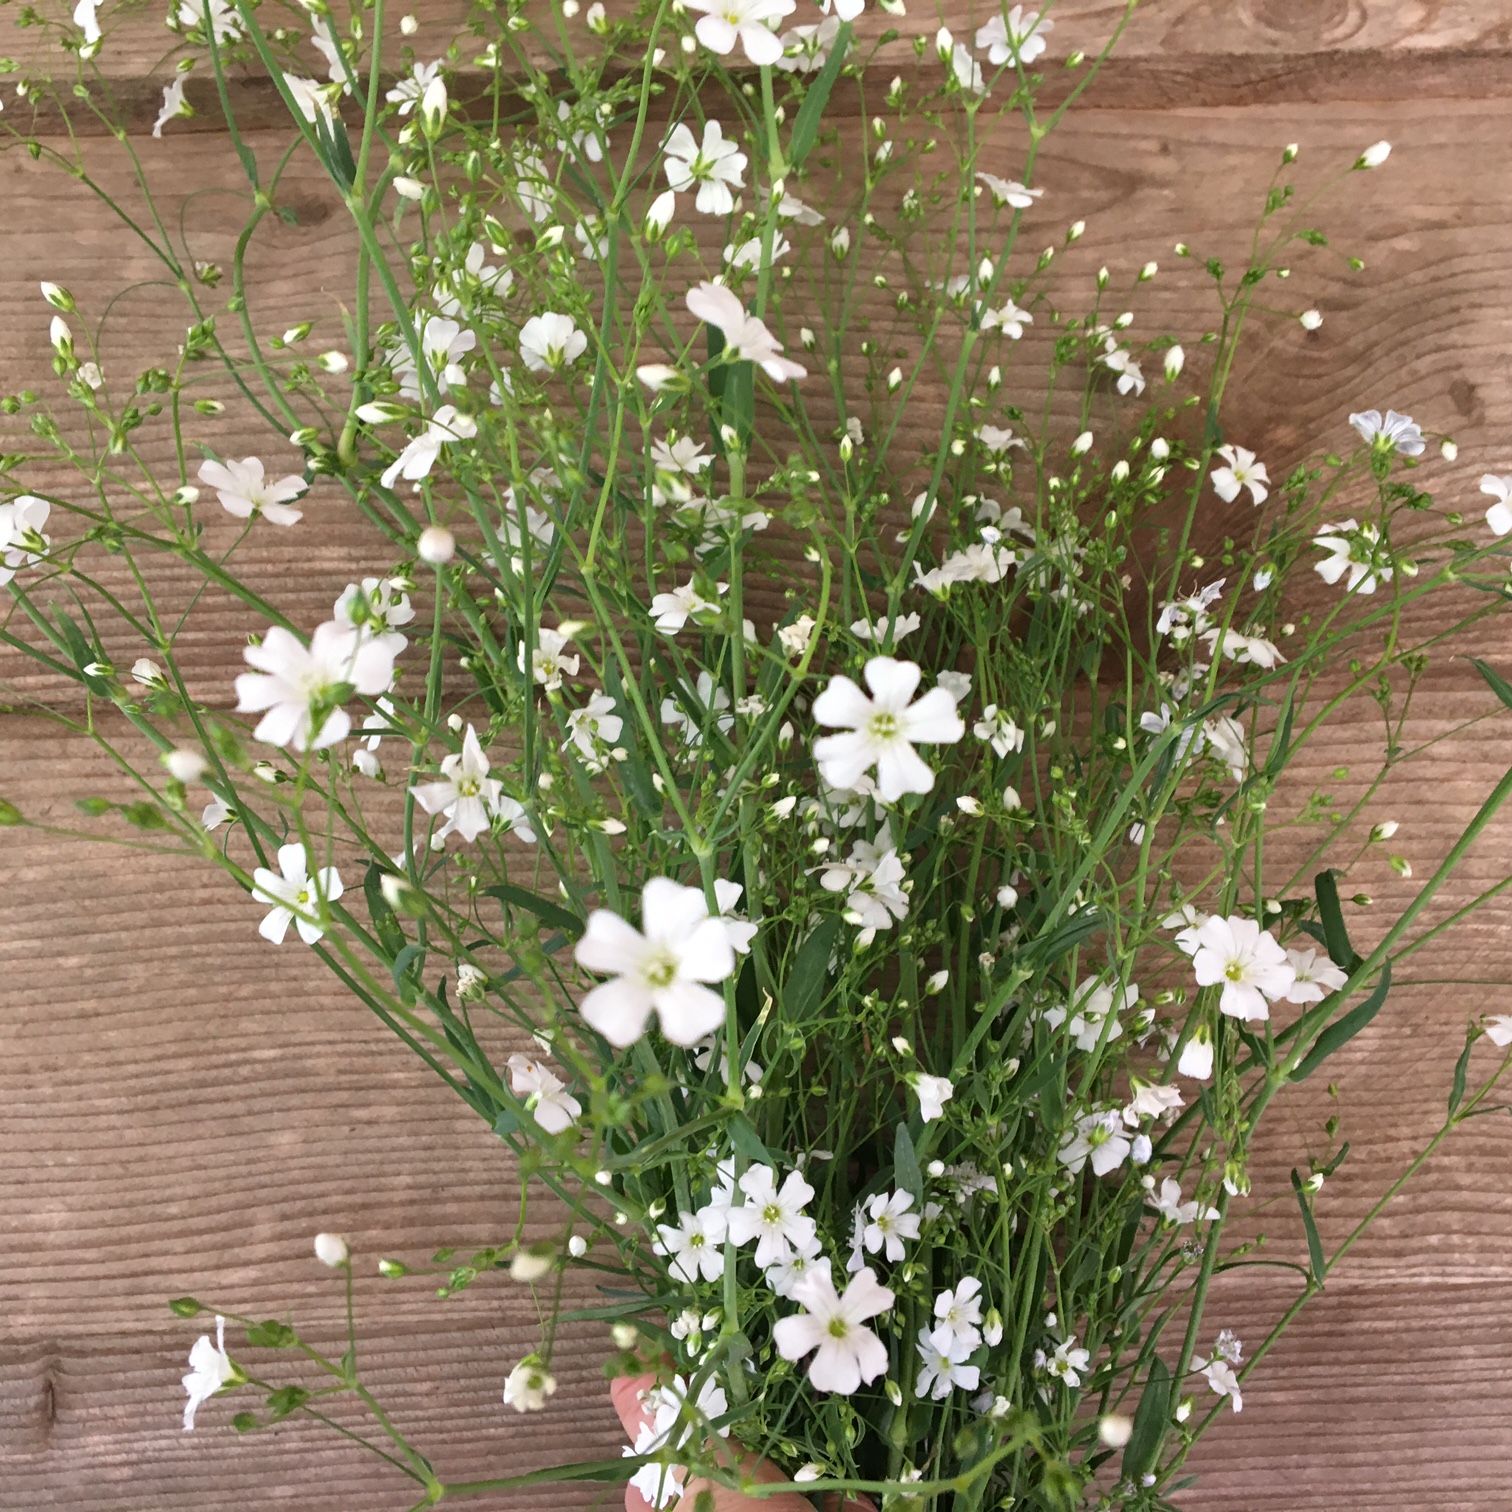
198;456;307;526
1203;627;1284;669
655;1206;728;1283
505;1054;581;1135
1192;1351;1243;1412
1284;947;1349;1004
975;172;1043;210
625;1374;731;1508
683;0;795;66
911;1073;955;1123
1044;976;1137;1054
0;495;51;585
915;1324;980;1399
1480;475;1512;537
574;877;736;1047
1148;1178;1219;1226
519;312;587;373
1313;518;1393;594
862;1189;921;1262
1190;915;1295;1021
1058;1109;1132;1176
1036;1336;1090;1390
234;621;396;752
981;298;1032;340
974;5;1052;65
1210;445;1270;505
502;1356;557;1413
251;843;343;947
662;120;747;215
334;578;414;657
410;726;505;843
727;1164;817;1268
181;1315;237;1430
385;60;440;114
932;1277;984;1349
379;405;476;490
773;1266;893;1394
519;626;581;690
1177;1023;1215;1080
172;0;242;41
1350;408;1424;456
974;704;1025;757
812;657;965;801
685;281;806;382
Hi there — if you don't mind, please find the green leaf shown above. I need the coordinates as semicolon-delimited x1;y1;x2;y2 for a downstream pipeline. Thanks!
1289;962;1391;1082
391;941;426;1004
724;1113;773;1168
1264;683;1299;777
169;1297;203;1317
245;1319;299;1349
0;799;22;825
1023;905;1103;970
364;862;406;957
1448;1032;1476;1118
310;112;357;191
701;309;753;450
1471;656;1512;712
265;1384;310;1420
483;882;583;940
787;22;851;171
783;917;840;1026
1121;1356;1170;1481
52;609;110;695
893;1122;923;1202
1289;1169;1326;1285
1313;870;1358;969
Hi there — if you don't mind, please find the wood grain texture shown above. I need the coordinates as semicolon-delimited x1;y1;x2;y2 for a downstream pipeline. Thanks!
4;4;1512;1507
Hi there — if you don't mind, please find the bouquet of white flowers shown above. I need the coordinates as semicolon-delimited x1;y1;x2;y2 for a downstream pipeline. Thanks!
5;0;1512;1506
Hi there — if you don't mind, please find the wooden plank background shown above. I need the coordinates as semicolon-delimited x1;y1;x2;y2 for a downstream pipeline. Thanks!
3;1;1512;1506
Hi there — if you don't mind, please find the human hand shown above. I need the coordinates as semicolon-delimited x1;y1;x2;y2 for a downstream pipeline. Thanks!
610;1375;876;1512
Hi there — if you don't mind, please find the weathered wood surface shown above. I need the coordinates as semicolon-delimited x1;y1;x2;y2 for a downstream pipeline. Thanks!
3;1;1512;1507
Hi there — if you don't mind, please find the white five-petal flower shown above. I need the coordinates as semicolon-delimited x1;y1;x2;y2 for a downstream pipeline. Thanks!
234;621;397;751
812;657;966;802
726;1164;818;1269
662;120;748;215
1210;445;1270;506
519;311;587;373
1480;474;1512;537
574;878;736;1047
1349;408;1424;456
410;725;504;844
251;842;343;946
772;1266;894;1394
198;456;308;526
683;0;795;65
1190;915;1295;1022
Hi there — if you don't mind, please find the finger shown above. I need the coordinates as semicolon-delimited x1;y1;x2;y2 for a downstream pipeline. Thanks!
610;1376;875;1512
611;1372;659;1440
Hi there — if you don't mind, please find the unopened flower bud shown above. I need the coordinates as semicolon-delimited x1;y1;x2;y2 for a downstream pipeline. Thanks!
165;748;208;784
417;525;455;564
314;1232;349;1267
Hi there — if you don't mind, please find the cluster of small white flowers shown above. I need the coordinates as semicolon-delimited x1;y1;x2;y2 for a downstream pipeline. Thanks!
21;0;1508;1479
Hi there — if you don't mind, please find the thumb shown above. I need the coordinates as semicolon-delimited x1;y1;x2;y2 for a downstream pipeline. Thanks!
609;1375;876;1512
